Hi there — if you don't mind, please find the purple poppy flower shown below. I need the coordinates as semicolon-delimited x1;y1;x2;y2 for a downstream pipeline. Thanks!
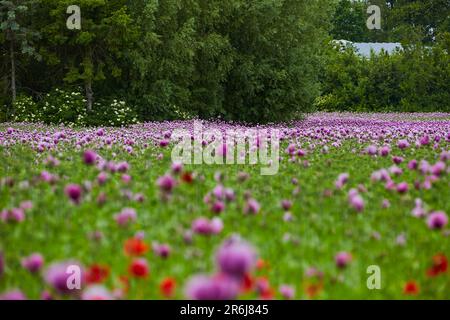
348;191;364;212
40;290;53;300
116;161;130;173
44;261;84;295
192;218;213;235
431;161;446;176
216;239;257;279
11;208;25;222
211;201;225;214
366;145;377;156
82;285;114;300
114;208;137;227
153;243;171;259
397;139;409;149
281;199;293;211
22;253;44;273
171;161;183;174
210;218;224;234
396;182;409;194
64;184;82;204
279;285;295;300
419;135;430;146
379;146;390;157
408;159;418;170
392;156;404;164
244;199;260;214
335;251;352;268
224;188;236;202
184;274;239;300
335;173;349;189
83;150;97;165
157;175;176;193
427;211;448;230
0;290;26;300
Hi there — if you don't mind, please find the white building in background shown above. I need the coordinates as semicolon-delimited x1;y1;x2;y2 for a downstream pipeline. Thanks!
333;40;403;57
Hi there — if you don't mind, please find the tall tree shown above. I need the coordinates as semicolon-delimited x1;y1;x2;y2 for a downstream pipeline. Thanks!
0;0;40;108
331;0;367;41
388;0;450;43
37;0;138;112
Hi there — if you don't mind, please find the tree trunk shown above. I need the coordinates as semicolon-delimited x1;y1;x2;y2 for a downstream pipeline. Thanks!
85;79;93;112
10;39;16;105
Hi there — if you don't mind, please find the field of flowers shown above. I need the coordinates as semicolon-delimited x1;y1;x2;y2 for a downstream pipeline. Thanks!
0;113;449;300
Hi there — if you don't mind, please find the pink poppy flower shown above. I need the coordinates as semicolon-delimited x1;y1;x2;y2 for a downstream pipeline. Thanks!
114;208;137;227
157;175;176;193
83;150;97;165
335;252;352;268
279;285;295;300
21;253;44;273
216;239;257;279
244;199;260;214
82;285;114;300
64;184;82;204
184;274;239;300
427;211;448;230
396;182;409;194
0;290;26;300
44;261;85;295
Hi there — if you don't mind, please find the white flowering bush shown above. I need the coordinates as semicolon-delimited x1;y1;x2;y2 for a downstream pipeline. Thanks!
171;105;195;120
12;95;43;123
8;89;138;127
88;99;138;127
40;88;87;126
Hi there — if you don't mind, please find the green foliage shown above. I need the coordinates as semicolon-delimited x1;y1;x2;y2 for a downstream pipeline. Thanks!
127;0;333;123
317;37;450;112
11;94;40;122
86;99;138;127
10;90;86;125
9;89;139;127
331;0;368;42
36;0;139;111
0;0;41;60
39;88;87;125
388;0;450;44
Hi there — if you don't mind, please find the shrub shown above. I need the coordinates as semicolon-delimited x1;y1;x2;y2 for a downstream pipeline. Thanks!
318;38;450;112
11;95;42;123
39;88;87;125
86;99;138;127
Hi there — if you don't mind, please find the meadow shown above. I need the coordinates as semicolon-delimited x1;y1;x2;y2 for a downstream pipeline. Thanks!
0;113;449;300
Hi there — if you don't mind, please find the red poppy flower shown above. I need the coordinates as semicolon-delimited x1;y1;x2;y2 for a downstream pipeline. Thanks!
124;238;150;256
160;277;176;298
85;264;110;284
181;172;194;184
255;276;273;299
128;259;149;278
256;259;269;270
403;281;419;295
426;254;448;277
240;273;254;293
304;282;323;299
260;287;275;300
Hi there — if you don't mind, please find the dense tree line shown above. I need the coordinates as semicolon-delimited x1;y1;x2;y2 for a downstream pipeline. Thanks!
317;34;450;112
1;0;449;125
322;0;450;112
1;0;332;124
